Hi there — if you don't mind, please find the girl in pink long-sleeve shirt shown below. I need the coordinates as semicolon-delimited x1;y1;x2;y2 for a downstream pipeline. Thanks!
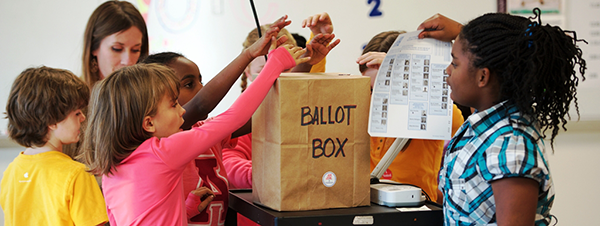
139;16;294;225
78;42;308;226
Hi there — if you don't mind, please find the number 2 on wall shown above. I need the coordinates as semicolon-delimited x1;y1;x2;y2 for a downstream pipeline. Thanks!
368;0;382;17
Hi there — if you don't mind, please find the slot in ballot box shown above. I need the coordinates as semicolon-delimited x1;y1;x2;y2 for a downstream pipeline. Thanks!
226;189;443;226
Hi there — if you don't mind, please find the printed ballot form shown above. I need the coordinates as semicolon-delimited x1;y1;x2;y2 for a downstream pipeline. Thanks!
368;30;454;140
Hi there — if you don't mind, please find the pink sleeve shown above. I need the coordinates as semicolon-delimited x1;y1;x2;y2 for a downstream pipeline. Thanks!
223;134;253;189
152;47;296;169
185;192;202;220
192;118;237;155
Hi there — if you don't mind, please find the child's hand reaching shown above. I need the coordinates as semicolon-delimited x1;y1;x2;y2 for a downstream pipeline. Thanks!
303;33;340;65
356;52;386;69
246;15;292;59
287;45;311;66
302;12;334;35
417;13;463;42
190;187;214;212
269;37;310;66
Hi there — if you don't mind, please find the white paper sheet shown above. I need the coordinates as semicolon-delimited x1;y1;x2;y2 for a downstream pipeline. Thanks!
368;30;454;140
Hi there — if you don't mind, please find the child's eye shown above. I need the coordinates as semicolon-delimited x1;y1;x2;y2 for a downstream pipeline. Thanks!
184;82;194;89
450;62;457;68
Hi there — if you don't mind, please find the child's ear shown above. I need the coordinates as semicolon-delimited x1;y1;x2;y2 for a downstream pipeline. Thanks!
142;116;156;133
477;68;491;88
48;124;57;130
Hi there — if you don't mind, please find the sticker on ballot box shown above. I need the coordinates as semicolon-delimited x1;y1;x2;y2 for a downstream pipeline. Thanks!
322;171;337;187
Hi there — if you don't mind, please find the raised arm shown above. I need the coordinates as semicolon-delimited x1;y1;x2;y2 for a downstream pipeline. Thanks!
417;13;463;42
162;44;309;167
293;12;340;73
181;15;292;129
291;33;340;72
302;12;334;35
212;45;307;129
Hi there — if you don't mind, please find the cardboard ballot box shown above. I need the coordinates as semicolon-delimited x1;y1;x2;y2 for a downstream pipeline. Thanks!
252;73;371;211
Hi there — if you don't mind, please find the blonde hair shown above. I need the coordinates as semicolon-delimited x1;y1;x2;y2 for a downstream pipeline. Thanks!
78;63;179;175
241;24;296;92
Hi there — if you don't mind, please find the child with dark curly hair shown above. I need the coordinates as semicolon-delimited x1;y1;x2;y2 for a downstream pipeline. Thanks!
418;8;586;226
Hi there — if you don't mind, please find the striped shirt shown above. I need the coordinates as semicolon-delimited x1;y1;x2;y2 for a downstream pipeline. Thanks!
439;101;554;226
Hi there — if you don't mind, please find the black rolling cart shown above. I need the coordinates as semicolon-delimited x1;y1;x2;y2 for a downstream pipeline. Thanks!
226;189;443;226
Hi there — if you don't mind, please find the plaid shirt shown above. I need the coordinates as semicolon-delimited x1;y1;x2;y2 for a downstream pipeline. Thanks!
439;101;554;226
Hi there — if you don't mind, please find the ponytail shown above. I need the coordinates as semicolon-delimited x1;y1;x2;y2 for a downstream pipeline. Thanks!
460;8;587;147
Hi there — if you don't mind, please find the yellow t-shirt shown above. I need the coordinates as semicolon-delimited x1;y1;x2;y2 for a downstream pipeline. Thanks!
370;105;464;201
0;151;108;226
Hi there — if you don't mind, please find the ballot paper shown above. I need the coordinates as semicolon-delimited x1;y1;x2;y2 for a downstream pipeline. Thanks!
396;205;432;212
368;30;454;140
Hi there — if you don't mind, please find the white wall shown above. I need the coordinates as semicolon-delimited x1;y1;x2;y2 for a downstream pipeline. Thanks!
545;121;600;225
141;0;500;119
1;0;598;225
0;0;103;136
0;0;497;135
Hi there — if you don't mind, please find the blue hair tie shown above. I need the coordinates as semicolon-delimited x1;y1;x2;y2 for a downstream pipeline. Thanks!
526;22;537;48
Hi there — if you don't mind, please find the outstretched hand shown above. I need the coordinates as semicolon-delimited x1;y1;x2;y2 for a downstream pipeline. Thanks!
417;13;463;42
246;15;292;58
303;33;340;65
357;52;386;69
270;36;310;66
301;12;334;35
191;187;214;212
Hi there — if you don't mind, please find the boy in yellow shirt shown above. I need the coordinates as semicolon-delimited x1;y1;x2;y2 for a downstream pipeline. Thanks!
1;66;108;226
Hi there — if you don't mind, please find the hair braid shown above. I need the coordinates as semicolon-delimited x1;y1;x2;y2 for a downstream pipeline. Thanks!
460;8;587;148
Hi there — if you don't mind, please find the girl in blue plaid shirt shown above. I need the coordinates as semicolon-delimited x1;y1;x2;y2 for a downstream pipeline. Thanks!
417;8;586;226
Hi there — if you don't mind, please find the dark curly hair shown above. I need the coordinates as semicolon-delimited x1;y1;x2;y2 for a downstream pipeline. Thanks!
141;52;184;65
459;8;587;148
